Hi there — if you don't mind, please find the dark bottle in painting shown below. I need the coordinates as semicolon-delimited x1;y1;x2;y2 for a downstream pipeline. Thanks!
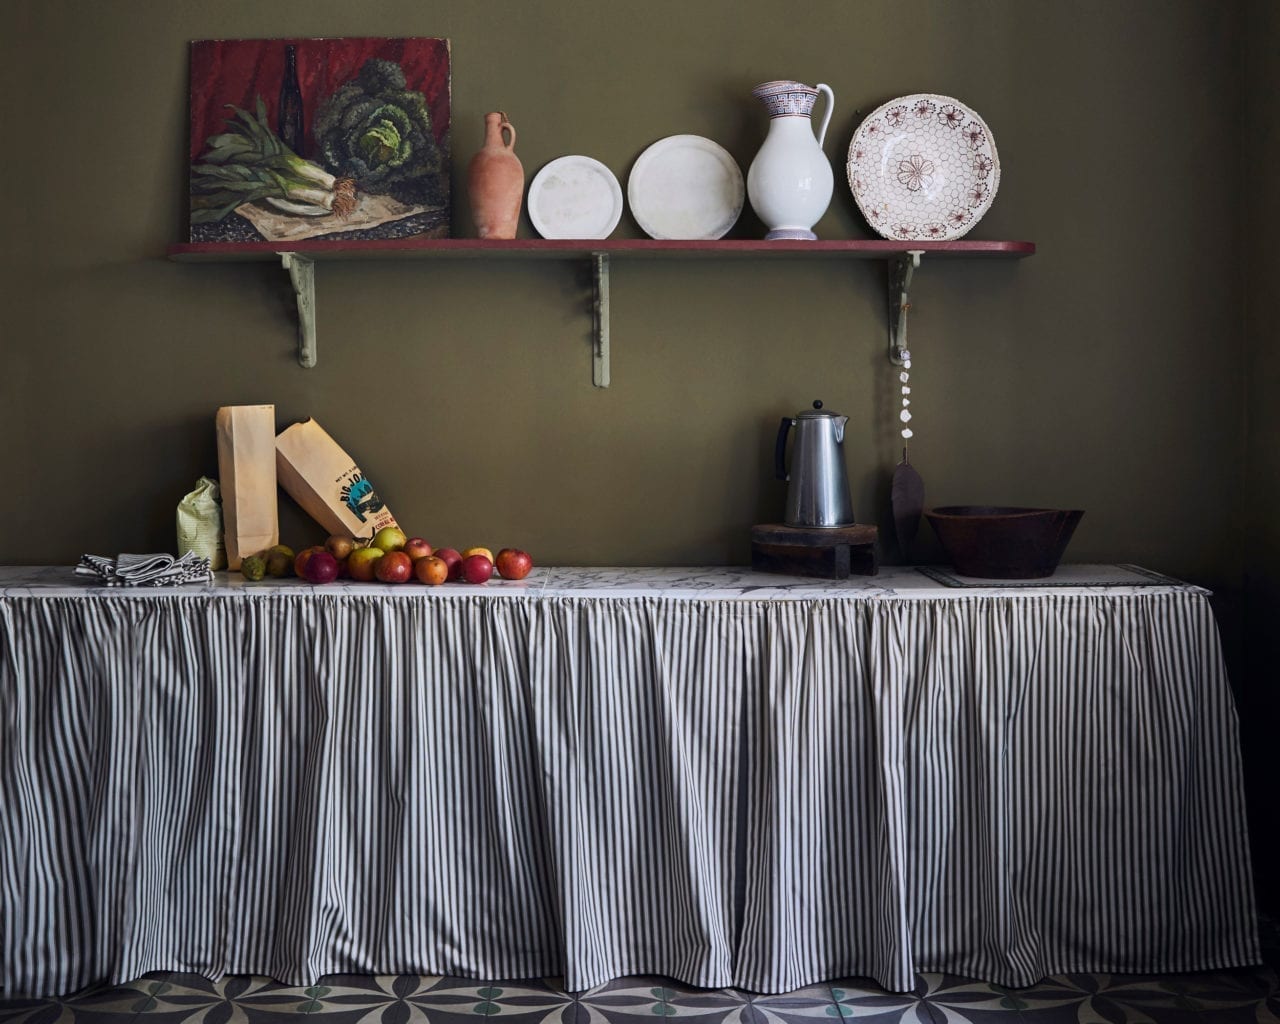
278;44;304;153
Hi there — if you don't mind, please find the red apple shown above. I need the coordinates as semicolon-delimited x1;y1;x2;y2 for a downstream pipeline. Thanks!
403;537;433;561
495;548;533;581
374;550;413;584
304;550;340;584
434;547;463;581
347;546;384;582
414;555;448;585
294;545;326;578
460;554;493;584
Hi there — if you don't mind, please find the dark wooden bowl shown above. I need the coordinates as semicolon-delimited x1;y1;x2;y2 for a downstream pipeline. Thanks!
924;506;1084;579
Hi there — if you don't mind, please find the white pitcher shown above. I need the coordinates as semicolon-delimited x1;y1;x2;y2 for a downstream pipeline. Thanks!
746;81;835;240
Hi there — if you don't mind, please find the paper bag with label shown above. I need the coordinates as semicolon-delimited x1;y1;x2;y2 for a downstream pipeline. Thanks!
275;418;399;540
215;405;279;570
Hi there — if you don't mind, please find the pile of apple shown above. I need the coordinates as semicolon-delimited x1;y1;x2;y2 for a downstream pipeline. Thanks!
267;527;533;585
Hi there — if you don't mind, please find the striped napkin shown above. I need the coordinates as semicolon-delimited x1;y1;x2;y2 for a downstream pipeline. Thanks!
76;552;214;587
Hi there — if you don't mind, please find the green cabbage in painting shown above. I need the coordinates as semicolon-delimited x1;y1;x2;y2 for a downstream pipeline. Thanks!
313;58;445;207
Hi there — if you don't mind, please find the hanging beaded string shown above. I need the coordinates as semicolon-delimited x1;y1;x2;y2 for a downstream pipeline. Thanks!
899;348;913;449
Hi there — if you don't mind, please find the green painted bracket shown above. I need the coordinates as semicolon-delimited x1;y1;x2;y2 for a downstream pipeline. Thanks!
888;250;924;366
593;253;610;388
280;252;316;368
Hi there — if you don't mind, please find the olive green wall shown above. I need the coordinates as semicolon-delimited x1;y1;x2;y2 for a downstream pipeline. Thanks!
1243;0;1280;913
0;0;1244;578
2;0;1275;904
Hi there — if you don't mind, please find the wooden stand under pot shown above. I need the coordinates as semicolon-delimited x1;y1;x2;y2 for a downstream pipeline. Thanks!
751;522;879;578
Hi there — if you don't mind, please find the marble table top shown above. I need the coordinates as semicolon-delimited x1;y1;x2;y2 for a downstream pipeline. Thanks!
0;564;1203;602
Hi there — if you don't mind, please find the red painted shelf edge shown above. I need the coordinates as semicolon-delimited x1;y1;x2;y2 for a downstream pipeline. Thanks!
166;237;1036;260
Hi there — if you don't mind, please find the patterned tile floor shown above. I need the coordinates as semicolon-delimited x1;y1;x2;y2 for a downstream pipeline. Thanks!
3;965;1278;1024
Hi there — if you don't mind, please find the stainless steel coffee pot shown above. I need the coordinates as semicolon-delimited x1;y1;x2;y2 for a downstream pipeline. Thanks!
775;400;855;527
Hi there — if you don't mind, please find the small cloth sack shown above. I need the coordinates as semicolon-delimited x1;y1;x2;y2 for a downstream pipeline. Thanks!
177;476;227;570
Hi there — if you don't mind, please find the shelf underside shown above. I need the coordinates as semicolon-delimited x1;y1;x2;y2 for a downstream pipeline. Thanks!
167;238;1036;262
165;237;1035;376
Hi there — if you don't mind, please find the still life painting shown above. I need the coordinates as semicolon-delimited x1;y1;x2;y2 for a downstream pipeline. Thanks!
188;37;451;243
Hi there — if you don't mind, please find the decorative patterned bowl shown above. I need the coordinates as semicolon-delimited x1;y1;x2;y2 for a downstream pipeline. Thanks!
924;506;1084;579
846;93;1000;241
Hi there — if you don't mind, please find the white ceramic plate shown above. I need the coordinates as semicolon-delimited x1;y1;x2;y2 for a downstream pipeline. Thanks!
528;155;624;239
627;135;744;240
846;93;1000;241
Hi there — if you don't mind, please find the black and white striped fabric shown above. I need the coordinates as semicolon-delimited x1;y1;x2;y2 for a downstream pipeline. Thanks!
75;551;213;586
0;585;1260;997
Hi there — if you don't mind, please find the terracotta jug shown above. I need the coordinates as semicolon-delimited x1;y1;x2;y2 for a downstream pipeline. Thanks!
468;112;524;239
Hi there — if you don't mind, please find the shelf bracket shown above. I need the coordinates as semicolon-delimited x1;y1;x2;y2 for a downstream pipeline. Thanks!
280;252;317;368
888;249;924;366
592;253;610;387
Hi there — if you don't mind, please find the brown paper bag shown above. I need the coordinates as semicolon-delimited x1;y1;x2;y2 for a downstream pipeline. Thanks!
275;418;399;540
215;405;279;570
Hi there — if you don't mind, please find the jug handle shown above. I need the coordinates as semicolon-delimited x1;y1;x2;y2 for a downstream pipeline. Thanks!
501;118;517;149
814;84;834;148
775;417;793;480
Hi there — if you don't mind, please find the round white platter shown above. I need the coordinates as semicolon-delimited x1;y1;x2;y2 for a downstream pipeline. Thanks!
528;155;624;240
626;134;744;240
846;93;1000;241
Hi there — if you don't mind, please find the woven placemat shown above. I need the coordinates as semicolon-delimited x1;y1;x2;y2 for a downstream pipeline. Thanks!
915;563;1186;588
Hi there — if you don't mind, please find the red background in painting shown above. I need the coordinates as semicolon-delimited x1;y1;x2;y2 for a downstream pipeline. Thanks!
189;37;450;162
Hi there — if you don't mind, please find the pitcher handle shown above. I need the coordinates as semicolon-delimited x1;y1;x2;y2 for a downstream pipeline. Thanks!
499;113;516;149
775;417;793;481
814;83;835;148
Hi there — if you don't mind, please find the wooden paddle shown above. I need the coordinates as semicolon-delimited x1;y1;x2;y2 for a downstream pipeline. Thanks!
892;446;924;562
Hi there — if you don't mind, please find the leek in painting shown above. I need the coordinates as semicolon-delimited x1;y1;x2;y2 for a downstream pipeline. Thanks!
190;97;357;223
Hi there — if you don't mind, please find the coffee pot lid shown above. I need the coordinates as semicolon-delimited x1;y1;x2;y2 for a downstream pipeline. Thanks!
796;399;842;419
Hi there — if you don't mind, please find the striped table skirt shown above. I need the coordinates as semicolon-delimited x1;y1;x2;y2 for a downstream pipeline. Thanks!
0;567;1260;996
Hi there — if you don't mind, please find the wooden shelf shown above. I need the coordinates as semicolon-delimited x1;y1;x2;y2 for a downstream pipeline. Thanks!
167;237;1035;262
165;237;1036;375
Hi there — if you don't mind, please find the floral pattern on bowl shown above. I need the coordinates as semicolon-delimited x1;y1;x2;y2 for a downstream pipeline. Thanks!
846;93;1000;241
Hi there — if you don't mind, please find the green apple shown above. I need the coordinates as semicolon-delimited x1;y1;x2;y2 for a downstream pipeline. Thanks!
371;526;407;552
347;546;385;581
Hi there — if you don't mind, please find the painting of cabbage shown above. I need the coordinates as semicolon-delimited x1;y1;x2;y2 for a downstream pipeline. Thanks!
188;37;451;243
313;59;445;207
